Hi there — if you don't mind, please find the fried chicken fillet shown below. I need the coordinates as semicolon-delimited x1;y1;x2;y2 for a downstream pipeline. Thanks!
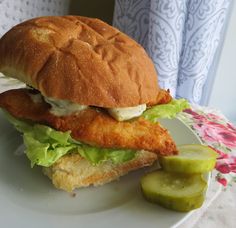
0;89;177;156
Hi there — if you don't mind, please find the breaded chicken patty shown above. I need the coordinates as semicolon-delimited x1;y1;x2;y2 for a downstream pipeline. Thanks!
0;88;177;156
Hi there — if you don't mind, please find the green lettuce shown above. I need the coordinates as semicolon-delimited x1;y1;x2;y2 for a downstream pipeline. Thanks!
142;99;189;122
5;113;136;167
78;145;136;165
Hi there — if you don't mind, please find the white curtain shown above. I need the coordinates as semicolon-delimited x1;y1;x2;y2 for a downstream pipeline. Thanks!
0;0;69;36
113;0;232;105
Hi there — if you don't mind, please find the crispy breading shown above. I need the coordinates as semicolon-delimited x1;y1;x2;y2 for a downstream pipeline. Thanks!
148;89;172;106
0;89;177;156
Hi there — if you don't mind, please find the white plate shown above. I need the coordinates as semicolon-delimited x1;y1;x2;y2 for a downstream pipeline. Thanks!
0;111;207;228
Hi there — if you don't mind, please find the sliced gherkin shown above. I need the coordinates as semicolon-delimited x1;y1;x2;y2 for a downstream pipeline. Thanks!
160;144;218;174
141;171;207;212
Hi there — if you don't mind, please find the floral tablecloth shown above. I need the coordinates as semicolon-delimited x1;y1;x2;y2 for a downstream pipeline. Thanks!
0;75;235;228
178;106;236;187
176;105;236;228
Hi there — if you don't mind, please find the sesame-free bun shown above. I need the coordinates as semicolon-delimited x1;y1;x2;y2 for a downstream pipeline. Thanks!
0;16;160;107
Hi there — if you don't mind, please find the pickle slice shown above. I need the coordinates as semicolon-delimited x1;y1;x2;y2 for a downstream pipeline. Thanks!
141;171;207;212
160;144;218;174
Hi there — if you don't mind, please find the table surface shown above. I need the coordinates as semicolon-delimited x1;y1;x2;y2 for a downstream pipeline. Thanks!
182;173;236;228
0;75;235;228
194;186;236;228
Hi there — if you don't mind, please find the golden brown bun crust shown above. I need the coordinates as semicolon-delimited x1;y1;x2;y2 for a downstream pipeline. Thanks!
0;16;160;108
43;150;158;192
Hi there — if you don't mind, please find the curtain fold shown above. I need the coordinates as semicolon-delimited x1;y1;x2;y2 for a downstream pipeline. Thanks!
113;0;231;104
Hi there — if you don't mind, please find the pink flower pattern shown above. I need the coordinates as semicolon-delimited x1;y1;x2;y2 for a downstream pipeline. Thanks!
216;175;228;187
194;121;236;148
178;108;236;186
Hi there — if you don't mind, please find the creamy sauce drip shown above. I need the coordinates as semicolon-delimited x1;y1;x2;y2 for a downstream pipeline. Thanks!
108;104;147;121
44;97;88;116
29;91;146;120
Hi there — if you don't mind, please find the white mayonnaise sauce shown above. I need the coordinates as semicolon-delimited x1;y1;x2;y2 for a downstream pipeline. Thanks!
29;91;146;120
43;97;88;116
108;104;147;121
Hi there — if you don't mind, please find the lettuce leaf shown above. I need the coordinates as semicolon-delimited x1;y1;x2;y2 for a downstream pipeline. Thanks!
5;113;136;167
78;145;136;165
23;126;77;167
142;99;189;122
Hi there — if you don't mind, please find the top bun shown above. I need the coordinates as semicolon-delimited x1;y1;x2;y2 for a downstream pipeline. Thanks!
0;16;160;108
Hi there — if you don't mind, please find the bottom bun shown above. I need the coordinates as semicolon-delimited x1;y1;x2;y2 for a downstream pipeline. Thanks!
43;150;158;192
